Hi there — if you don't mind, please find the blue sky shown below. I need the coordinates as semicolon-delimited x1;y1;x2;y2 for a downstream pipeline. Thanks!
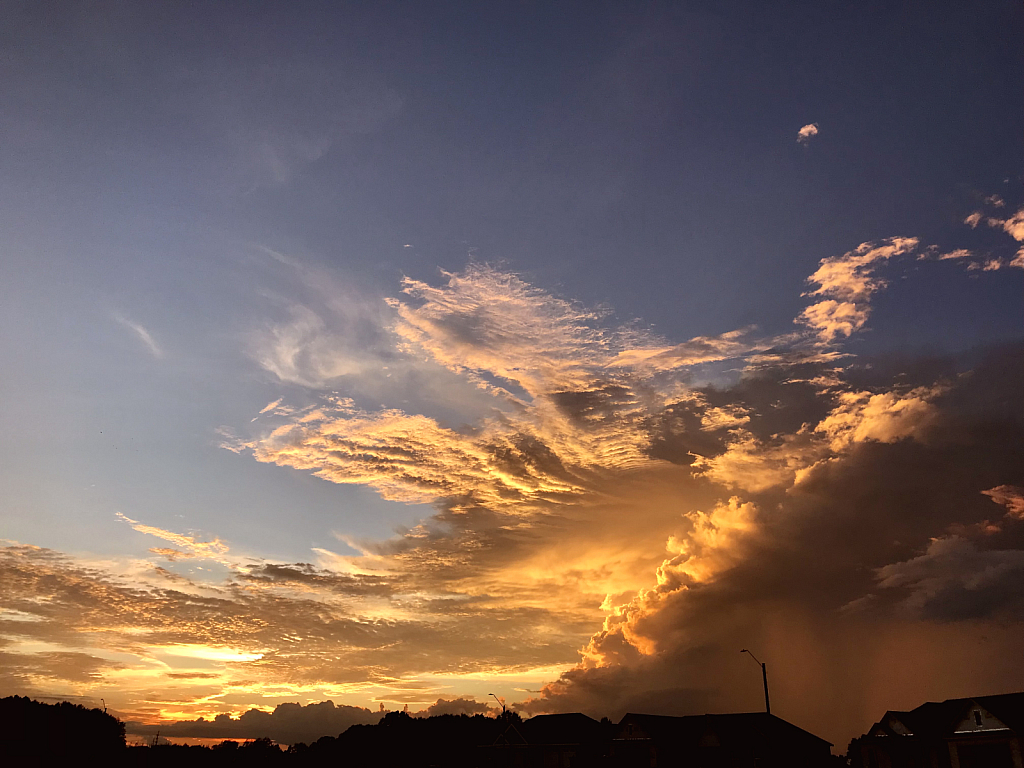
1;0;1022;749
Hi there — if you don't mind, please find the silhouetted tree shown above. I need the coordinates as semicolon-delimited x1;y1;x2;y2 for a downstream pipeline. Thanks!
242;736;281;752
497;708;524;728
0;695;125;760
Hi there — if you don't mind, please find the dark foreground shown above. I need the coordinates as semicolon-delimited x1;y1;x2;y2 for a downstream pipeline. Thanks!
3;695;844;767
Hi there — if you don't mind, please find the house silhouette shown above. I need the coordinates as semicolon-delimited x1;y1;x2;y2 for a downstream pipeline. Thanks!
850;691;1024;768
486;710;833;767
612;712;833;768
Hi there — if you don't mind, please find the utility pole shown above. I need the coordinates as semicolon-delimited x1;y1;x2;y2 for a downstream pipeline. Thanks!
740;649;771;715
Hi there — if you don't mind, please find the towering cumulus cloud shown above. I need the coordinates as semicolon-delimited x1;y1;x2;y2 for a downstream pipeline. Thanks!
235;242;1023;744
1;234;1021;749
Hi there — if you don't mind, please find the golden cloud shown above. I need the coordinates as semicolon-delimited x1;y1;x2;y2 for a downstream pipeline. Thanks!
3;238;1022;747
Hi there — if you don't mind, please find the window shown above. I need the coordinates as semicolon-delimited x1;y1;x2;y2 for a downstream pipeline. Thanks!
974;710;982;727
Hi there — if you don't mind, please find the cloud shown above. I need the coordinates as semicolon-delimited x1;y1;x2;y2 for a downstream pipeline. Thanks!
797;238;919;342
252;303;384;389
997;207;1024;242
415;697;493;717
522;342;1024;745
127;700;379;745
805;239;919;301
391;266;614;396
116;513;233;565
0;650;123;695
112;312;163;358
796;123;819;145
0;538;591;729
4;243;1023;748
242;254;931;517
227;257;1024;746
611;327;784;371
875;536;1024;620
982;485;1024;519
258;398;284;414
693;430;822;493
961;204;1024;270
936;248;972;262
812;387;940;451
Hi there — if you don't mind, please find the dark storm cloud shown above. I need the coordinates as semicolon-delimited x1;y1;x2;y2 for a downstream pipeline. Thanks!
525;342;1024;747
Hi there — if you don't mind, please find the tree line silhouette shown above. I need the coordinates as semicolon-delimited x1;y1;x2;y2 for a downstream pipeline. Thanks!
2;696;538;766
4;696;848;766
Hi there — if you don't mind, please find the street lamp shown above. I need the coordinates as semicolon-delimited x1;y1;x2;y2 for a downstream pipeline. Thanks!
740;649;771;715
489;693;506;716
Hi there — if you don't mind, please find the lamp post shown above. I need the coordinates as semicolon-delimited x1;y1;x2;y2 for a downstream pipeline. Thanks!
489;693;506;716
740;649;771;715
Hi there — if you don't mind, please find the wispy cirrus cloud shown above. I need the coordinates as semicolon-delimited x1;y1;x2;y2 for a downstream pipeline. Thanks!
112;312;163;358
115;513;234;566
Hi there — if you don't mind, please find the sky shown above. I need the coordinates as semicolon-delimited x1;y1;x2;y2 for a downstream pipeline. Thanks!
1;0;1022;752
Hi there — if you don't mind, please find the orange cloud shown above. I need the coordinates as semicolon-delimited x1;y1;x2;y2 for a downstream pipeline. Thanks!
4;243;1021;746
798;238;919;343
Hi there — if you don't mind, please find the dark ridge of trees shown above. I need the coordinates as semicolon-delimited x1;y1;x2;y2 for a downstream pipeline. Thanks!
2;697;845;766
2;699;558;767
122;737;291;767
0;695;126;759
118;710;523;766
302;709;525;767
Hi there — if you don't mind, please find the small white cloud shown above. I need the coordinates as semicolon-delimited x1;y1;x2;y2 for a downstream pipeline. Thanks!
936;249;972;261
112;312;163;358
963;212;983;228
796;123;819;145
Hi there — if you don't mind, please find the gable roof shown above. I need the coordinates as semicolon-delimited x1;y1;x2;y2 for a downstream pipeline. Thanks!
617;712;832;748
976;692;1024;732
871;692;1024;739
493;723;527;746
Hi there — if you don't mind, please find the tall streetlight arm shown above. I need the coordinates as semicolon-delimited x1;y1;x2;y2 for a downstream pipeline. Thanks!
488;693;506;715
740;650;771;715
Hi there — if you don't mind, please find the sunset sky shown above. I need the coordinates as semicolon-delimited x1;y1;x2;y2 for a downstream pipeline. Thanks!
1;0;1022;751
